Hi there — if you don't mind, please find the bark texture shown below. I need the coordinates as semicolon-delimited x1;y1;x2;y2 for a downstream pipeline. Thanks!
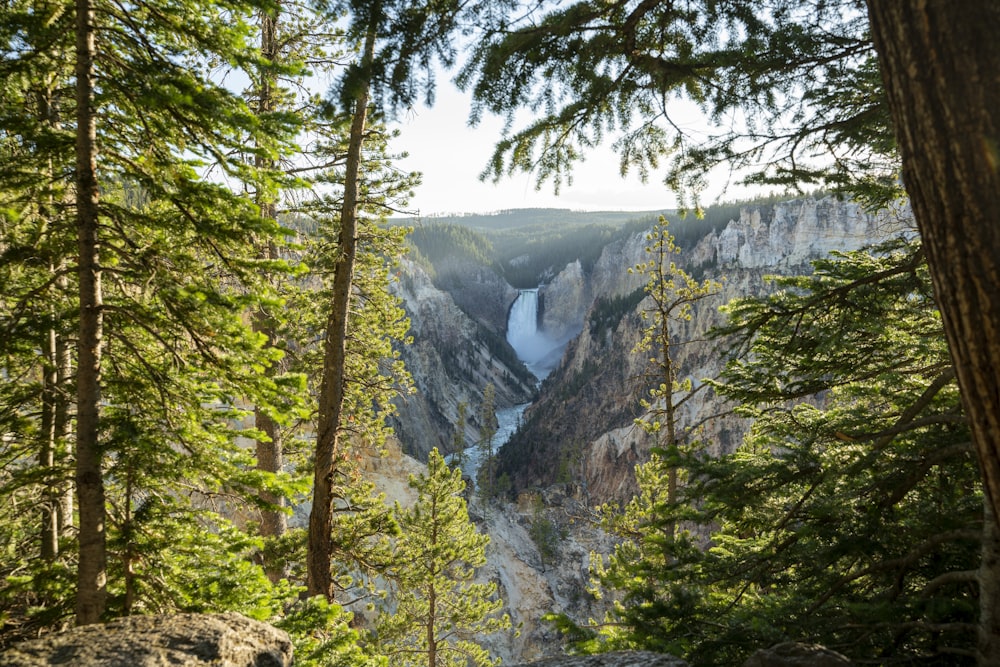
980;500;1000;664
74;0;107;625
306;25;376;599
253;6;288;583
865;2;1000;661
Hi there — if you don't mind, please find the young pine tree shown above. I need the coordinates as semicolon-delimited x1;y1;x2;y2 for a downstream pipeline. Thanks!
376;449;510;667
476;383;498;500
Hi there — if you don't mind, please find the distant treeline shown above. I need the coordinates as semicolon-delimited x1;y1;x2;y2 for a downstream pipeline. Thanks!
399;193;824;288
393;208;671;231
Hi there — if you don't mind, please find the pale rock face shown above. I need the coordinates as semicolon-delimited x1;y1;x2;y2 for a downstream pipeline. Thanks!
695;198;913;269
471;491;618;665
539;259;590;343
591;230;649;299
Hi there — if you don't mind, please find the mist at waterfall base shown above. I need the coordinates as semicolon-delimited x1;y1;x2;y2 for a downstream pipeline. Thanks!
447;289;570;486
506;289;566;381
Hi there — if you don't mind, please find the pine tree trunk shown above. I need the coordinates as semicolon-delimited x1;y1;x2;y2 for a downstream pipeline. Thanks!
74;0;107;625
427;585;437;667
253;6;287;583
307;25;376;600
40;323;59;561
866;5;1000;502
56;285;74;534
38;82;66;562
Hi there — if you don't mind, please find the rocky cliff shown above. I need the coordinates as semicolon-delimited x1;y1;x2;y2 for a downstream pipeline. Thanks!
390;259;536;460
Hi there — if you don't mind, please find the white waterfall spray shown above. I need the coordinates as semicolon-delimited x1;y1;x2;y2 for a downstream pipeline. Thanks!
506;289;562;380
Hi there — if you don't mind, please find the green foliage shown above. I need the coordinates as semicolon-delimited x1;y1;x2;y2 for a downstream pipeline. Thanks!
394;208;667;232
588;288;646;339
406;223;499;280
277;596;386;667
489;220;650;288
580;239;980;665
451;402;468;464
376;449;510;667
527;498;566;568
476;383;498;500
460;0;900;209
403;201;766;290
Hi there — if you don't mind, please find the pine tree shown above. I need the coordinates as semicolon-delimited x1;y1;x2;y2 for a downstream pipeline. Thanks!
476;383;497;500
307;0;477;599
377;449;510;667
628;216;720;536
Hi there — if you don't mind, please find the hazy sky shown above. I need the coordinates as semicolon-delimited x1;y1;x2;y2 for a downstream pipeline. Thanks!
391;81;729;217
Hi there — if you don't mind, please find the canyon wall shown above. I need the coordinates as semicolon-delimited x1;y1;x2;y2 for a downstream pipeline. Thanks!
498;197;914;502
380;197;912;661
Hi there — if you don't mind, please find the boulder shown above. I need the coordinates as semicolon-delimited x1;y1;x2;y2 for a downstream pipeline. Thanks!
510;651;688;667
742;642;854;666
0;612;292;667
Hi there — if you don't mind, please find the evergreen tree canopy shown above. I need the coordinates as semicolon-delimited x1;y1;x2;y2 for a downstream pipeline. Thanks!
459;0;894;206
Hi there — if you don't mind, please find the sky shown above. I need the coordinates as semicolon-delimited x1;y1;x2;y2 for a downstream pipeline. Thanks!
390;81;734;217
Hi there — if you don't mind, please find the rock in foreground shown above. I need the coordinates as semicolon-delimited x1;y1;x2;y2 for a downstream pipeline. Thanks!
0;612;292;667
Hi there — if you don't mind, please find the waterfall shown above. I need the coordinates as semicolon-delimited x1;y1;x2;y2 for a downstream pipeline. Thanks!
506;289;539;355
507;289;560;380
449;288;564;483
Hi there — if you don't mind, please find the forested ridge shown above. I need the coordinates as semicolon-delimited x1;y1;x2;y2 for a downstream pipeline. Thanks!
3;1;1000;667
401;199;773;290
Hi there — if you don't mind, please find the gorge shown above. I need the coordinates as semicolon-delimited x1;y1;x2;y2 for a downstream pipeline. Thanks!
382;196;915;661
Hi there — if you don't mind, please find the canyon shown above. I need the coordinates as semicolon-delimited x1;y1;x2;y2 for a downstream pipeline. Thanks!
381;196;913;661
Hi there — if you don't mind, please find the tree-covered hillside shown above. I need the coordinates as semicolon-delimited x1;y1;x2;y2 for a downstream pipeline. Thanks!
401;198;784;290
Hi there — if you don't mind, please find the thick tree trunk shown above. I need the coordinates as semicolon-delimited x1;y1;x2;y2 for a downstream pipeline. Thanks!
865;2;1000;520
865;3;1000;661
74;0;107;625
306;26;376;600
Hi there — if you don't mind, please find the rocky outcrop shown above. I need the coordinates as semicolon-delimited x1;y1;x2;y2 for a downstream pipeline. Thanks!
0;613;292;667
741;642;854;666
510;651;688;667
690;198;913;270
590;230;649;299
